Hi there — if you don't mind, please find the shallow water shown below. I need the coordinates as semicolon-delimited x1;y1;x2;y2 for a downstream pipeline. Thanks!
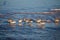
0;0;60;40
0;13;60;40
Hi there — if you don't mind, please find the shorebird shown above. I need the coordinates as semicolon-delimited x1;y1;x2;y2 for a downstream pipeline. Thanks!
8;19;13;22
55;18;60;23
8;19;16;24
24;18;33;23
36;19;41;23
18;19;23;23
10;21;16;24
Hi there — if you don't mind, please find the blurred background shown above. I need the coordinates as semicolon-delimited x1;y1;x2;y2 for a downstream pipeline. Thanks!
0;0;60;40
0;0;60;13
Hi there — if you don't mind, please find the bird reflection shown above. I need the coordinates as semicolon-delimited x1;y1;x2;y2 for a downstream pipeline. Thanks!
46;20;51;23
18;19;23;26
23;18;33;26
36;19;46;29
18;23;22;26
37;23;45;29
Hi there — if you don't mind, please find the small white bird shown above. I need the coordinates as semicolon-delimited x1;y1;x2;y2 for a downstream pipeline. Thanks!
36;19;41;23
55;18;60;23
10;21;16;24
8;19;13;22
18;19;23;23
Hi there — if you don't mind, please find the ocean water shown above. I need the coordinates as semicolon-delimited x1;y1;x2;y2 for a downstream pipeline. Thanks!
0;0;60;40
0;0;60;13
0;13;60;40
